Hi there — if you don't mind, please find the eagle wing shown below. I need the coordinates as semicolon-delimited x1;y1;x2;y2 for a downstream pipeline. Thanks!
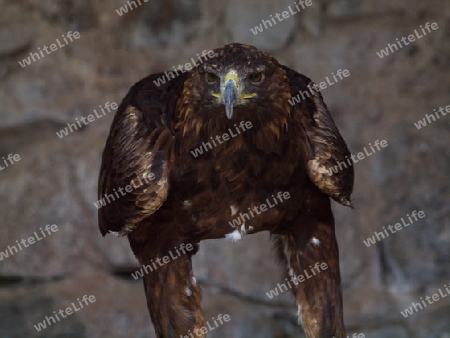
98;73;183;236
284;66;354;207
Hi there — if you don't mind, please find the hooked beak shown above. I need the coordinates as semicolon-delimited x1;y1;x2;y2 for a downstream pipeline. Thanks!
212;70;256;120
223;77;238;119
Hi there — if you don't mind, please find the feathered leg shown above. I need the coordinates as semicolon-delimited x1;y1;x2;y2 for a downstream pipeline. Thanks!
273;191;346;337
129;231;205;338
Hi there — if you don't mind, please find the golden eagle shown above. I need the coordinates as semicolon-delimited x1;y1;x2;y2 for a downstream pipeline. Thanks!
98;43;354;337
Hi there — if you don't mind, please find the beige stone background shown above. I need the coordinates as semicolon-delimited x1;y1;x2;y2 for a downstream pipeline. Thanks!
0;0;449;337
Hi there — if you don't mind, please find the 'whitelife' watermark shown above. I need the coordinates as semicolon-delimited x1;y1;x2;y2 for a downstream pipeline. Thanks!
401;283;450;318
180;313;231;338
228;191;290;229
414;103;449;129
288;69;350;106
34;295;96;331
153;50;217;87
326;139;388;176
116;0;148;16
18;31;81;68
377;22;439;59
250;0;313;35
363;210;425;247
56;101;118;139
190;121;253;158
266;262;328;299
0;224;58;261
131;243;194;280
94;170;156;210
0;153;21;171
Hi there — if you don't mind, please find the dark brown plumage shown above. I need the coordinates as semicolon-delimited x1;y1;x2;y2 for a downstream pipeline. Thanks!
98;43;353;337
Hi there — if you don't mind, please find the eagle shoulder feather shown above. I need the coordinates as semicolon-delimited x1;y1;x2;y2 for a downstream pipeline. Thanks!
97;73;182;236
284;66;354;207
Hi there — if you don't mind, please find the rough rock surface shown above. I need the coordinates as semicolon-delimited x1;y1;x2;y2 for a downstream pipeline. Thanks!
0;0;449;337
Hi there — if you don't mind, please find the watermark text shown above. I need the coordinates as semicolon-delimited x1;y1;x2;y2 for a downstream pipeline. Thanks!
180;313;231;337
18;31;80;68
414;103;449;129
228;192;290;230
289;69;350;106
153;50;217;87
34;295;96;331
363;210;425;247
250;0;313;35
266;262;328;299
0;224;58;261
131;243;194;279
56;101;118;139
401;283;450;318
377;22;438;59
0;153;21;171
190;121;253;158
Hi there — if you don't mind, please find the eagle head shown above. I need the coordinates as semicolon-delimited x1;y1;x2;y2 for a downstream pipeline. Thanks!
179;43;292;126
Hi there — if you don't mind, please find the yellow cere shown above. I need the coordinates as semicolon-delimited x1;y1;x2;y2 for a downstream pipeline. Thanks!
211;70;257;99
224;71;240;88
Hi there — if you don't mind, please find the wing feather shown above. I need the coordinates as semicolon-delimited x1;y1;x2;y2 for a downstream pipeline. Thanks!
97;73;183;236
284;66;354;207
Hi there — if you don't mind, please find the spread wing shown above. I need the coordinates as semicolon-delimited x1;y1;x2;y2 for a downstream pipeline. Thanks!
97;73;184;236
284;66;354;207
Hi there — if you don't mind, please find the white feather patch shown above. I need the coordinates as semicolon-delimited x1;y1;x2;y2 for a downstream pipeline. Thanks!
225;229;242;242
311;237;320;246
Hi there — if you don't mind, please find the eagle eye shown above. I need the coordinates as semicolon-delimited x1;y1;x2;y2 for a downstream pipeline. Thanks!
248;72;263;83
205;72;219;84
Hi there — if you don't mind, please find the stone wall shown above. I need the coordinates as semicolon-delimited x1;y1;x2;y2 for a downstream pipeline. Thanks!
0;0;449;337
